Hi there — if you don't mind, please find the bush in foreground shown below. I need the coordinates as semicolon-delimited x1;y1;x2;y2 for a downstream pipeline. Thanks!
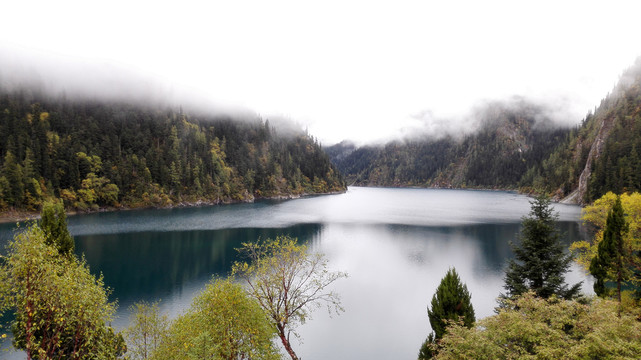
433;292;641;359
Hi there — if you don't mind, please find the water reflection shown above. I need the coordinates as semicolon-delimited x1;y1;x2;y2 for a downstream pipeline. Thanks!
0;188;591;359
297;221;589;360
75;224;322;308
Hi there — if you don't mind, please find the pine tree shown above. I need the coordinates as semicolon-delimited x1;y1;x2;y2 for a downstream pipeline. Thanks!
39;199;75;255
589;195;629;302
419;267;475;359
501;195;581;302
3;150;25;206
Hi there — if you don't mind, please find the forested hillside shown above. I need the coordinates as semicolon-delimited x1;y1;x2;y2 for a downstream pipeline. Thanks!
523;57;641;203
328;57;641;204
0;89;345;212
328;99;571;189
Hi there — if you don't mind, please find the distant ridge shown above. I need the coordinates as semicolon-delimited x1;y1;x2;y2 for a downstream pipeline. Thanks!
326;57;641;204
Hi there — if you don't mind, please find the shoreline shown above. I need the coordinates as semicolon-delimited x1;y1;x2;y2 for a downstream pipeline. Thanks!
0;189;347;225
0;185;578;225
347;184;580;204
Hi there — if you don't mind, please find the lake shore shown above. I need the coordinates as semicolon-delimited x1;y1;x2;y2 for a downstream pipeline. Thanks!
0;189;347;225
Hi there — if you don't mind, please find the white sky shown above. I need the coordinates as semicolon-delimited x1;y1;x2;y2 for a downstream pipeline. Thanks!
1;0;640;144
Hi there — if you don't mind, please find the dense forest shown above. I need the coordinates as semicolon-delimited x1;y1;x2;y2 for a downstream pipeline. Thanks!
328;57;641;204
0;89;345;212
524;57;641;203
327;99;571;189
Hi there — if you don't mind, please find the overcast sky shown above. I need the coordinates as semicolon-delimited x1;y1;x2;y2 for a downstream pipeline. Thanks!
1;0;640;144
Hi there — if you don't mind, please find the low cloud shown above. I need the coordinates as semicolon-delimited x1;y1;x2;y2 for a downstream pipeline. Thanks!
391;95;583;143
0;45;252;119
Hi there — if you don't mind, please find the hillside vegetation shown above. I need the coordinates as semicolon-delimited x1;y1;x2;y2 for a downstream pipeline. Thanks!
0;90;345;212
328;99;571;190
526;57;641;203
328;57;641;204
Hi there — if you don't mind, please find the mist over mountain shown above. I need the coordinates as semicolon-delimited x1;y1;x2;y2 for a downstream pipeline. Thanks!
328;57;641;204
0;48;261;121
326;98;572;188
523;56;641;203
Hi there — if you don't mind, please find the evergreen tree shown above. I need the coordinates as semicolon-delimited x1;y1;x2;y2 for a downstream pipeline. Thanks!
589;195;629;302
39;199;74;255
501;195;581;302
2;150;24;206
419;267;475;360
0;90;345;212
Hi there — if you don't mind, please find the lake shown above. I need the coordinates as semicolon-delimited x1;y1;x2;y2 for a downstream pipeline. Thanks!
0;187;592;359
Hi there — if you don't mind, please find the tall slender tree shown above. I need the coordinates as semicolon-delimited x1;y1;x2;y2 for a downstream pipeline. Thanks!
589;195;629;302
2;150;24;206
501;195;581;303
419;267;475;360
39;199;74;255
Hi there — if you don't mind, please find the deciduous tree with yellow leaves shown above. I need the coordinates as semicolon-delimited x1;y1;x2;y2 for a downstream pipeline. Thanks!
232;236;348;360
571;191;641;298
0;224;125;359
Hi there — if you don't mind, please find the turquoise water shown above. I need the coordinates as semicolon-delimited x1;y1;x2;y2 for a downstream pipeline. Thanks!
0;187;591;359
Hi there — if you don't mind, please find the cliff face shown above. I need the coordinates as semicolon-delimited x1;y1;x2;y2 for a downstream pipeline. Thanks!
575;115;616;203
326;58;641;202
556;57;641;204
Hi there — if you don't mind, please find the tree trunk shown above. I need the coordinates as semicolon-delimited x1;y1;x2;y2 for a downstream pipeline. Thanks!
617;272;622;303
617;268;623;317
277;324;298;360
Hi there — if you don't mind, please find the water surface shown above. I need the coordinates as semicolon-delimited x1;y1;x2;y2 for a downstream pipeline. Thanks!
0;187;591;359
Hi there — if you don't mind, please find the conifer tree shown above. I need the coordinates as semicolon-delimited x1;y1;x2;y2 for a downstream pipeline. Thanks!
419;267;475;360
39;198;74;255
501;195;581;302
589;195;629;301
2;150;24;206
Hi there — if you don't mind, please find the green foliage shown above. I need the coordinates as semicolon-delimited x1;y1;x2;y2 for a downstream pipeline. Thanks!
590;195;630;300
529;57;641;200
587;67;641;201
39;198;74;255
232;236;348;360
418;332;436;360
428;268;475;340
149;279;278;360
0;224;125;359
573;191;641;299
0;175;10;210
501;195;581;302
419;268;474;360
125;301;168;360
433;292;641;359
2;150;24;206
572;192;641;269
0;91;345;213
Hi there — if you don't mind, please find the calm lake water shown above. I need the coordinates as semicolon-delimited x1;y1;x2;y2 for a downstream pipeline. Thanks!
0;187;592;359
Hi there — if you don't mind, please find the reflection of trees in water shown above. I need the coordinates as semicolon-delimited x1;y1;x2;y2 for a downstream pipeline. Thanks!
74;224;322;304
385;222;584;274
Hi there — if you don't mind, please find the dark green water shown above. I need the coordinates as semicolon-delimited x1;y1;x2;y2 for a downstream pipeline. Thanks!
0;187;591;359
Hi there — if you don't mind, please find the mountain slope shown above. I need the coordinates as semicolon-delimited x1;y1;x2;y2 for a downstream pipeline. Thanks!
328;99;571;189
525;57;641;203
0;89;345;212
328;57;641;204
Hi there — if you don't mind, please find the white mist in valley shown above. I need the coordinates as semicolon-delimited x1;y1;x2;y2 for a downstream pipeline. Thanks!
2;1;640;144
